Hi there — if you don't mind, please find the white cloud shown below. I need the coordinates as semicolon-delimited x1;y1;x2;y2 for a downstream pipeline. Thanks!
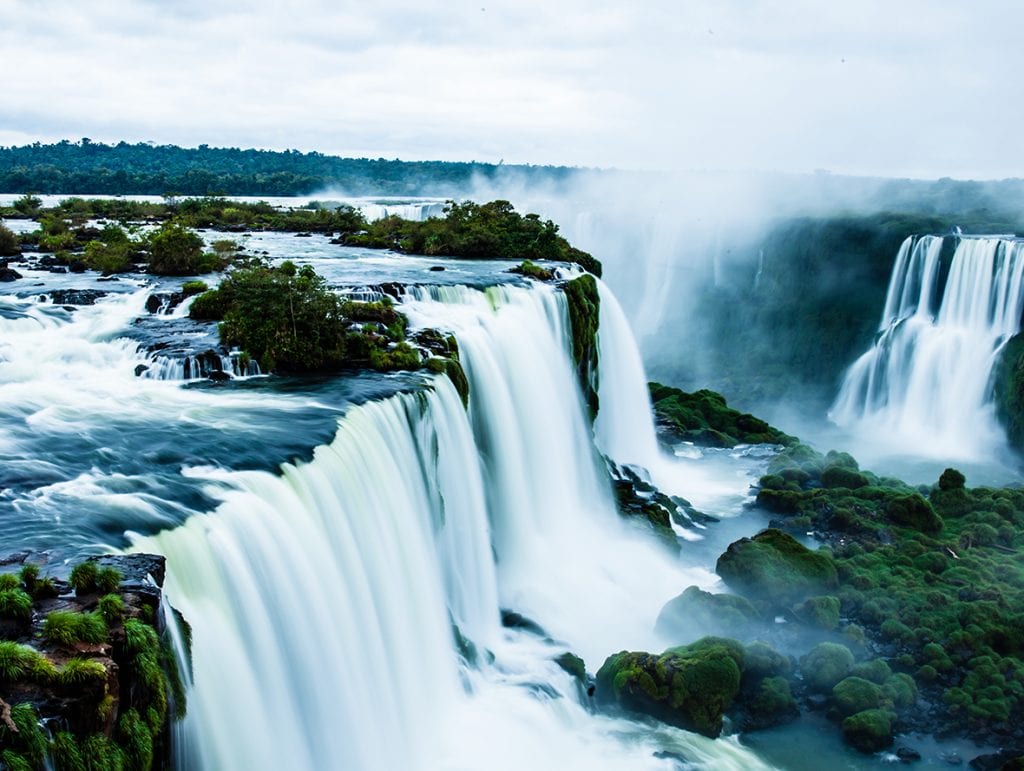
0;0;1021;177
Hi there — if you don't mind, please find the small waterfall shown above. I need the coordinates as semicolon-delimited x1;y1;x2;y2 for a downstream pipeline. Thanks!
132;281;773;771
831;235;1024;458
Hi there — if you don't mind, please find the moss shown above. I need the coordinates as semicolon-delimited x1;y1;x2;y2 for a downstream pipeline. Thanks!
841;709;895;753
564;274;600;420
716;529;838;604
555;652;586;682
832;676;883;716
655;585;760;641
595;637;743;737
649;382;796;448
800;642;855;692
821;465;871;490
444;358;470;407
883;673;917;709
180;280;209;297
745;676;799;729
850;658;892;685
886;493;943;533
743;642;791;680
939;468;966;491
993;332;1024;451
513;259;555;281
793;595;841;630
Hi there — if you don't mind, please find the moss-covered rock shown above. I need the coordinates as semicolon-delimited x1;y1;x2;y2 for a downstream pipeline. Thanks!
716;529;838;604
595;637;743;737
800;642;855;692
744;675;799;730
655;586;761;641
885;493;943;533
841;708;895;752
793;595;841;630
832;676;883;716
564;274;600;420
648;383;796;448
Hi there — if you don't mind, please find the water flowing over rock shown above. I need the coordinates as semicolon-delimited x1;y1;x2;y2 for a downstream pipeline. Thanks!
831;235;1024;459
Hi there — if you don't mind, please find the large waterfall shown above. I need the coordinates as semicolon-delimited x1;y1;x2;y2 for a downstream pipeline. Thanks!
831;235;1024;458
134;281;773;771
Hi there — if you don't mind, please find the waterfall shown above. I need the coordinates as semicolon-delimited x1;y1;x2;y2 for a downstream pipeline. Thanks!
831;235;1024;458
133;281;772;771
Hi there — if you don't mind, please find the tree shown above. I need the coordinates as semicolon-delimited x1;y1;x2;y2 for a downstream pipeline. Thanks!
146;222;206;275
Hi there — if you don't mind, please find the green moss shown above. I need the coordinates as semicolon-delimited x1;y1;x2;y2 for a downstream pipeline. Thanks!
564;274;600;420
883;673;917;709
886;493;943;533
513;259;555;281
793;595;841;630
850;659;892;685
595;637;743;737
746;676;798;728
800;642;855;692
649;382;796;448
555;652;586;682
821;465;871;490
716;529;838;604
841;709;895;753
742;642;791;680
832;676;883;716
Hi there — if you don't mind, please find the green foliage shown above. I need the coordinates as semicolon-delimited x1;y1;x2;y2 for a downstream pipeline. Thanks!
146;222;208;276
82;224;138;274
648;382;795;448
0;223;19;256
0;642;49;681
716;528;838;603
44;611;108;646
18;563;39;590
0;704;47;766
181;280;209;297
69;561;98;594
123;619;158;654
595;637;743;737
212;262;349;372
98;593;126;624
0;587;32;621
95;567;122;594
58;657;107;685
850;658;892;685
348;199;601;275
117;709;154;771
53;731;86;771
885;493;943;533
745;676;799;728
800;642;855;691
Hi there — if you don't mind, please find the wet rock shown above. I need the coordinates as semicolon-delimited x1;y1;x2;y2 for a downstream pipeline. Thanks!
44;289;108;306
896;747;922;763
0;260;22;281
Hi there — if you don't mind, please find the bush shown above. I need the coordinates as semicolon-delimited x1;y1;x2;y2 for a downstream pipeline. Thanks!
181;280;209;297
147;222;207;275
833;676;883;716
841;709;895;752
0;223;19;256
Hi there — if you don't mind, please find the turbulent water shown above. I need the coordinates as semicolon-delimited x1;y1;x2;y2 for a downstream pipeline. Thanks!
128;281;773;771
831;235;1024;459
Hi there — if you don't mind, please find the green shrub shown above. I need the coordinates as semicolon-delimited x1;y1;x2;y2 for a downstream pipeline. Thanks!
181;280;209;297
98;593;126;624
59;657;107;685
69;561;99;594
44;611;107;646
146;222;207;275
0;587;32;621
832;676;883;716
841;708;895;752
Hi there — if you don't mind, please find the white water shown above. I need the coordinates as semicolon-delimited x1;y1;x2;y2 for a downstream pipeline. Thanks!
135;281;775;771
831;236;1024;459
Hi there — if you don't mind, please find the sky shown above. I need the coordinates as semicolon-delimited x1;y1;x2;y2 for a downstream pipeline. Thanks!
0;0;1022;179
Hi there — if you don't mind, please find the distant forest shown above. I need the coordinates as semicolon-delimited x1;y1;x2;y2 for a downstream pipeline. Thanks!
0;139;582;196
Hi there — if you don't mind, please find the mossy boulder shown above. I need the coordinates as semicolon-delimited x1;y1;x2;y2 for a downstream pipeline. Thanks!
655;586;761;641
793;595;841;630
885;493;943;533
850;659;892;685
743;675;799;730
841;708;895;753
821;464;871;490
716;529;838;604
648;383;796;448
800;642;855;692
832;676;883;716
595;637;743;737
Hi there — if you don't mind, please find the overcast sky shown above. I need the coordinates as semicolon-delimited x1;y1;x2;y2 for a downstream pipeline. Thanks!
0;0;1021;179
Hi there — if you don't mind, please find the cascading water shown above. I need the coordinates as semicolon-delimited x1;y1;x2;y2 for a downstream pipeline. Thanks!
134;281;774;771
831;235;1024;458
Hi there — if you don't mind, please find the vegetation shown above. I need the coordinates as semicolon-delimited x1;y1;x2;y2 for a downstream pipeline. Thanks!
564;274;601;418
648;382;796;447
346;200;602;275
0;224;19;256
0;139;581;196
716;528;838;603
0;557;185;770
993;332;1024;451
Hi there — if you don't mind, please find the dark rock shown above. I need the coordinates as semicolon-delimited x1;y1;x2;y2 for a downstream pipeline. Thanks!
429;265;446;271
44;289;108;306
207;370;232;381
896;747;922;763
0;260;22;281
68;260;87;273
134;364;150;377
501;610;547;637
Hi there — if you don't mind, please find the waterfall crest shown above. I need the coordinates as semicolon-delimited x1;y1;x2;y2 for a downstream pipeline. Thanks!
831;235;1024;458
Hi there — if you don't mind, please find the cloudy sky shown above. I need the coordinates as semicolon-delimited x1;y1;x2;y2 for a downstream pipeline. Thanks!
0;0;1021;179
